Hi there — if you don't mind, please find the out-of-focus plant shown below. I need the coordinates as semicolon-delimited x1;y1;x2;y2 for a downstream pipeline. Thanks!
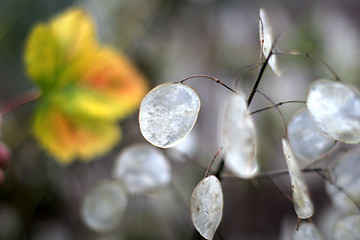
20;7;147;163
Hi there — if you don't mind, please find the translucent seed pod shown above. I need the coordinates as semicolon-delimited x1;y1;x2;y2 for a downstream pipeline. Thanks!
112;144;171;195
220;93;258;178
139;83;201;148
325;147;360;212
293;222;324;240
287;108;335;162
191;175;223;240
333;213;360;240
306;79;360;144
282;138;314;219
81;179;128;232
259;8;281;76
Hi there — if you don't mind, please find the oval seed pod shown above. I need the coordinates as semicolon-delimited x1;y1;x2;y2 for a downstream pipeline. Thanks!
191;175;223;240
325;147;360;212
306;79;360;144
112;144;171;195
333;213;360;240
287;108;335;162
259;8;281;76
81;179;128;233
139;83;201;148
282;138;314;219
221;93;258;178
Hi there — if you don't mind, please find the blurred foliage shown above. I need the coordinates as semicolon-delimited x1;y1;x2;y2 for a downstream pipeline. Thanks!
25;8;148;163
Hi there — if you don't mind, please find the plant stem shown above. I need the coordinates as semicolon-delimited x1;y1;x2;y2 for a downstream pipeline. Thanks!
250;100;305;115
275;51;340;81
214;38;278;179
0;88;41;116
247;37;278;107
221;167;324;180
254;89;288;137
179;75;236;93
205;147;223;178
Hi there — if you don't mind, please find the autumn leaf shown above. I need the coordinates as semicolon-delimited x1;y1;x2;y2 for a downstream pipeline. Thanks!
25;7;147;163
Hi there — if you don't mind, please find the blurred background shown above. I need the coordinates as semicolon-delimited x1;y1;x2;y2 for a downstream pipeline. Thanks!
1;0;360;239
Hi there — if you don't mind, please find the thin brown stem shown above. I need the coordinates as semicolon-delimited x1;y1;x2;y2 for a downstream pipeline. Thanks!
167;148;208;171
221;167;324;180
179;75;236;93
255;89;288;137
0;88;41;116
250;100;305;115
266;175;293;202
205;147;223;178
296;218;301;231
274;51;340;81
234;63;261;90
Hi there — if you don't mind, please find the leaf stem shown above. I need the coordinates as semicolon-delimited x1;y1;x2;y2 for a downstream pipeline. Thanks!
274;51;340;81
205;147;223;178
250;100;305;115
221;167;324;180
254;89;288;137
0;88;41;116
179;75;236;93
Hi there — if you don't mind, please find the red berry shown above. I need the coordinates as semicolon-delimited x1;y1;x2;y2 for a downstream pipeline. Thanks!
0;142;11;169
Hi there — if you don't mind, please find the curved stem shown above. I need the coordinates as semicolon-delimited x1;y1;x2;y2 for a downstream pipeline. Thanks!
205;147;223;178
250;100;305;115
0;88;41;116
255;89;288;137
274;51;340;81
221;167;324;180
167;148;208;171
234;63;261;90
179;75;236;93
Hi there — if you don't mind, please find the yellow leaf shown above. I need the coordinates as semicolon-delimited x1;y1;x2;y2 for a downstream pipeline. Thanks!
25;7;98;89
33;105;121;164
26;7;148;163
81;47;148;119
50;87;125;121
24;24;61;88
49;8;97;56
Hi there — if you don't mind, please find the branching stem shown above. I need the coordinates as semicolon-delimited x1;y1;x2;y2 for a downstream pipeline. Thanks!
167;149;208;171
179;75;236;93
247;36;279;107
274;51;340;81
234;63;261;90
221;167;324;180
254;89;288;137
250;100;305;115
